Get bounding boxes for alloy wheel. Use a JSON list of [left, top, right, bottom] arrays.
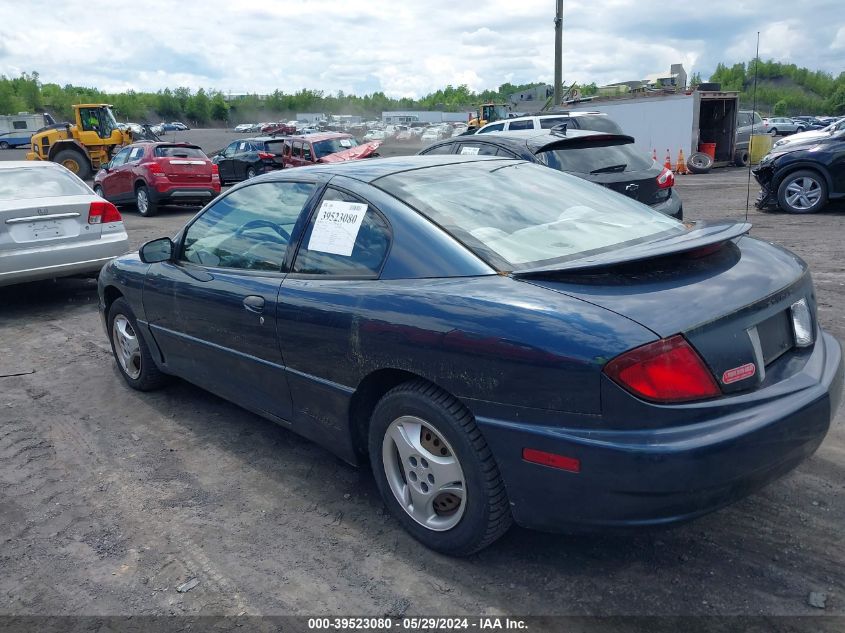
[[382, 415, 466, 531], [112, 315, 142, 379], [784, 177, 822, 211], [136, 188, 149, 214]]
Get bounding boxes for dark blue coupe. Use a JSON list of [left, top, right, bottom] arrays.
[[98, 156, 843, 555]]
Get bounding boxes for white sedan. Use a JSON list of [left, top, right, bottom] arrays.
[[363, 130, 387, 141], [0, 161, 129, 287]]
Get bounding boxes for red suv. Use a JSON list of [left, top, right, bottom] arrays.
[[93, 142, 220, 217]]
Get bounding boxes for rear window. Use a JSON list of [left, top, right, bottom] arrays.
[[263, 140, 287, 154], [375, 161, 681, 270], [0, 167, 90, 201], [154, 145, 206, 158], [538, 140, 653, 174], [539, 117, 570, 129], [569, 116, 623, 134]]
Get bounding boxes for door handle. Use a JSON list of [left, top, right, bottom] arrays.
[[243, 295, 265, 314]]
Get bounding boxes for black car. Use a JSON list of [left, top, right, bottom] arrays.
[[754, 129, 845, 214], [213, 136, 287, 184], [420, 129, 682, 219]]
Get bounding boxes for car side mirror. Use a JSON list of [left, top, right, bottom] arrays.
[[102, 163, 111, 173], [139, 237, 174, 264]]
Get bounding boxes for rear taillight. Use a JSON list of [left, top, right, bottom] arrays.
[[656, 166, 675, 189], [147, 161, 163, 174], [211, 163, 219, 174], [258, 151, 274, 159], [603, 334, 720, 403], [88, 200, 122, 224]]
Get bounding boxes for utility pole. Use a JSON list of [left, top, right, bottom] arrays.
[[553, 0, 563, 107]]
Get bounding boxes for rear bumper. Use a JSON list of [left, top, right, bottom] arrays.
[[0, 230, 129, 287], [150, 185, 218, 205], [650, 189, 683, 220], [478, 330, 842, 532]]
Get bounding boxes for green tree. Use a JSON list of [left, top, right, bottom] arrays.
[[185, 88, 210, 124], [210, 92, 229, 121], [773, 99, 787, 115]]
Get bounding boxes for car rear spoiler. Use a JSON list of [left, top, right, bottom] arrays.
[[511, 221, 752, 276]]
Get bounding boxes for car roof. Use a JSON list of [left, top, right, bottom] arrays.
[[259, 154, 508, 183], [433, 129, 634, 153], [0, 160, 66, 169], [288, 132, 352, 141]]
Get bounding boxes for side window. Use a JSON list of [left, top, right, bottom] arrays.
[[496, 148, 521, 158], [420, 143, 456, 155], [128, 147, 145, 162], [302, 144, 313, 161], [292, 188, 390, 277], [182, 181, 316, 271], [111, 148, 131, 167], [539, 117, 569, 129], [293, 142, 302, 158], [223, 142, 238, 157], [458, 143, 498, 156], [237, 142, 249, 152], [477, 123, 504, 134], [13, 120, 27, 130], [507, 119, 534, 131]]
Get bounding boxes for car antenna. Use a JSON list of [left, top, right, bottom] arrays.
[[745, 31, 760, 222]]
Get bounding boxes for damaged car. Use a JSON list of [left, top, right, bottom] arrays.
[[754, 128, 845, 214]]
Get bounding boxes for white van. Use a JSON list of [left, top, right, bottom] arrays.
[[0, 112, 55, 149]]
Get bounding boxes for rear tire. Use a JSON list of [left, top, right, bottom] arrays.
[[776, 170, 828, 214], [368, 380, 512, 556], [687, 152, 713, 174], [53, 149, 92, 180], [0, 141, 9, 150], [769, 128, 778, 136], [93, 185, 105, 198], [733, 149, 749, 167], [108, 298, 168, 391], [135, 184, 157, 217], [246, 166, 257, 179]]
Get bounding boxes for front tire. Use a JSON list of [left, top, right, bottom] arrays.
[[135, 184, 158, 217], [53, 149, 92, 180], [93, 185, 105, 198], [107, 298, 168, 391], [0, 141, 9, 150], [246, 166, 257, 179], [777, 170, 828, 214], [369, 380, 512, 556]]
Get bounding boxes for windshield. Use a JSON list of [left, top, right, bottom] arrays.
[[312, 137, 360, 158], [538, 140, 653, 174], [0, 167, 90, 200], [375, 160, 683, 270]]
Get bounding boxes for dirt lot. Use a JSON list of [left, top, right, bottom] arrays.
[[1, 132, 843, 619]]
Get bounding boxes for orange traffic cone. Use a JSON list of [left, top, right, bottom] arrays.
[[664, 149, 672, 170], [652, 148, 658, 163], [675, 148, 689, 175]]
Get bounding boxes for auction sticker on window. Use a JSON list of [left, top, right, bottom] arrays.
[[308, 200, 368, 256], [459, 146, 480, 155]]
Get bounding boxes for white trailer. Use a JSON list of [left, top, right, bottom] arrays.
[[568, 91, 741, 167], [0, 112, 55, 149]]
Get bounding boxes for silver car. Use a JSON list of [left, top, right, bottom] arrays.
[[0, 161, 129, 286], [762, 117, 806, 136]]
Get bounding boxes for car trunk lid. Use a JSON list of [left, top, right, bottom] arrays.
[[0, 196, 101, 253], [516, 232, 813, 394], [587, 168, 662, 205], [159, 157, 212, 184]]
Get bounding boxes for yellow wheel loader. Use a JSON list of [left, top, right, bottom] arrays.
[[467, 103, 511, 131], [26, 104, 133, 180]]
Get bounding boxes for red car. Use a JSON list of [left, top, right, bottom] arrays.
[[280, 132, 381, 168], [93, 142, 220, 217]]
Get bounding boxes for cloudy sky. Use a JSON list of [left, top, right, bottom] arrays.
[[2, 0, 843, 97]]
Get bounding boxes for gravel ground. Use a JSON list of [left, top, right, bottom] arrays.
[[1, 131, 843, 619]]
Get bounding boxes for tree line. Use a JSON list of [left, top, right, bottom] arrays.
[[1, 61, 842, 125]]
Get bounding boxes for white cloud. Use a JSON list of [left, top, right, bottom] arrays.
[[1, 0, 842, 97]]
